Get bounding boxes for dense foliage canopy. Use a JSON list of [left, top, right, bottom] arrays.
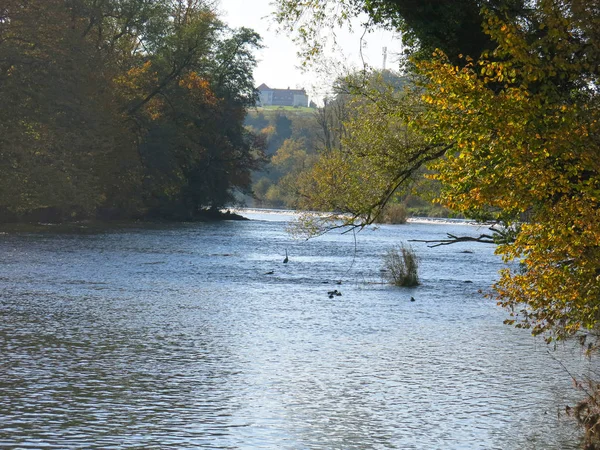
[[418, 1, 600, 341], [273, 0, 531, 64], [0, 0, 264, 221]]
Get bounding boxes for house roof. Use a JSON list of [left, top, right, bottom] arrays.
[[272, 88, 306, 94], [257, 83, 307, 95]]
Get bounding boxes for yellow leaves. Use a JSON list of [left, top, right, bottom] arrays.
[[179, 71, 208, 91], [495, 189, 600, 339], [179, 72, 218, 106], [412, 3, 600, 341], [114, 61, 156, 92], [147, 108, 162, 122], [114, 61, 162, 119], [20, 120, 42, 140]]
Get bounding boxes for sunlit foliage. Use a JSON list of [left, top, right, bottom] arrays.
[[275, 0, 600, 443], [292, 73, 444, 234], [415, 0, 600, 341]]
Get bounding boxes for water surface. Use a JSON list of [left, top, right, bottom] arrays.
[[0, 211, 591, 448]]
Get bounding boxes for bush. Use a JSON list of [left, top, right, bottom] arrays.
[[383, 244, 420, 287], [374, 203, 408, 224]]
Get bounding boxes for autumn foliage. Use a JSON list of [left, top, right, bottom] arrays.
[[276, 0, 600, 344], [0, 0, 264, 221], [415, 0, 600, 342]]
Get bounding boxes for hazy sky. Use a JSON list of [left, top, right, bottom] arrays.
[[218, 0, 401, 101]]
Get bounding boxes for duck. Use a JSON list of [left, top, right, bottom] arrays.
[[327, 289, 342, 298]]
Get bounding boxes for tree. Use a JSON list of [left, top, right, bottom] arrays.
[[0, 0, 265, 221], [414, 1, 600, 342], [275, 0, 600, 442], [0, 0, 141, 220], [292, 72, 443, 235], [131, 14, 265, 218], [273, 0, 528, 64], [315, 93, 350, 153], [246, 108, 326, 208]]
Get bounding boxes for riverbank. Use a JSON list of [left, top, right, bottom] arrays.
[[0, 208, 248, 233]]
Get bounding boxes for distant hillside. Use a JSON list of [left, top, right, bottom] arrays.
[[249, 105, 316, 115], [245, 108, 319, 156]]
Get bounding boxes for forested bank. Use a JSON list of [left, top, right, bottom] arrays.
[[0, 0, 265, 223]]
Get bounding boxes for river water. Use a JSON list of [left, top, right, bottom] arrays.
[[0, 210, 593, 449]]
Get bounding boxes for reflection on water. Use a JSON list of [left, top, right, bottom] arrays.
[[0, 210, 591, 448]]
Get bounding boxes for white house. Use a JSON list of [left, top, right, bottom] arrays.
[[257, 83, 309, 107]]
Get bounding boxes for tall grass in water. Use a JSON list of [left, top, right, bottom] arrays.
[[374, 204, 408, 224], [383, 244, 420, 287]]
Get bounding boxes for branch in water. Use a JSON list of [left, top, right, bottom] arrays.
[[410, 233, 497, 247]]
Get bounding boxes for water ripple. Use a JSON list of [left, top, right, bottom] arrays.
[[0, 214, 592, 448]]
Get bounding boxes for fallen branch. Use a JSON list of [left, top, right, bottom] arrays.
[[410, 232, 496, 247]]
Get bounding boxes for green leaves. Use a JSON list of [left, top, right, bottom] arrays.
[[293, 72, 439, 230], [275, 0, 600, 343], [0, 0, 265, 221]]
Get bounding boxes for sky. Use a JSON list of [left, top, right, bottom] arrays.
[[217, 0, 402, 102]]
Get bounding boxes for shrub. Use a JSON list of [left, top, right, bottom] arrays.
[[383, 244, 420, 287]]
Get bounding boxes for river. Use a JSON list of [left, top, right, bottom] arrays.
[[0, 209, 592, 449]]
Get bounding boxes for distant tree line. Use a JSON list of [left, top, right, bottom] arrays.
[[245, 108, 320, 208], [246, 74, 449, 218], [0, 0, 265, 222]]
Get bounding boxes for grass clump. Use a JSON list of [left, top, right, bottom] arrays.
[[383, 244, 420, 287], [374, 203, 408, 224]]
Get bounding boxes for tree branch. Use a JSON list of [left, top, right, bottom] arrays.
[[364, 141, 454, 224], [410, 232, 497, 247]]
